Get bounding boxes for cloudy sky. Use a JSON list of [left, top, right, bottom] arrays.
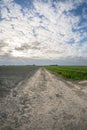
[[0, 0, 87, 65]]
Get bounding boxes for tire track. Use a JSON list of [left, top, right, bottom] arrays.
[[0, 68, 87, 130]]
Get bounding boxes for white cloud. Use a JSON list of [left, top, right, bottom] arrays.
[[0, 0, 87, 62]]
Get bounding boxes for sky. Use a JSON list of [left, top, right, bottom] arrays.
[[0, 0, 87, 65]]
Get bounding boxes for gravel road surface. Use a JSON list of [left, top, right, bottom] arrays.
[[0, 68, 87, 130]]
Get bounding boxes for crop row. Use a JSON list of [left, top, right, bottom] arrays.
[[45, 66, 87, 80]]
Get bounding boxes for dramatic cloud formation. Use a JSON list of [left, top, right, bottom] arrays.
[[0, 0, 87, 65]]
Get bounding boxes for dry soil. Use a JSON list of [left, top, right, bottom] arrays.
[[0, 68, 87, 130]]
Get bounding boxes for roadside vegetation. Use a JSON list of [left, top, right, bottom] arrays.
[[45, 66, 87, 80]]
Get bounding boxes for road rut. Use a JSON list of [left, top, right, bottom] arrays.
[[0, 68, 87, 130]]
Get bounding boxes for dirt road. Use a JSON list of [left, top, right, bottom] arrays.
[[0, 68, 87, 130]]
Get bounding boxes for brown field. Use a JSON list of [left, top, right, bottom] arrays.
[[0, 66, 87, 130]]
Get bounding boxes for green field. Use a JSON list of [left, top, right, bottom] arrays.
[[45, 66, 87, 80]]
